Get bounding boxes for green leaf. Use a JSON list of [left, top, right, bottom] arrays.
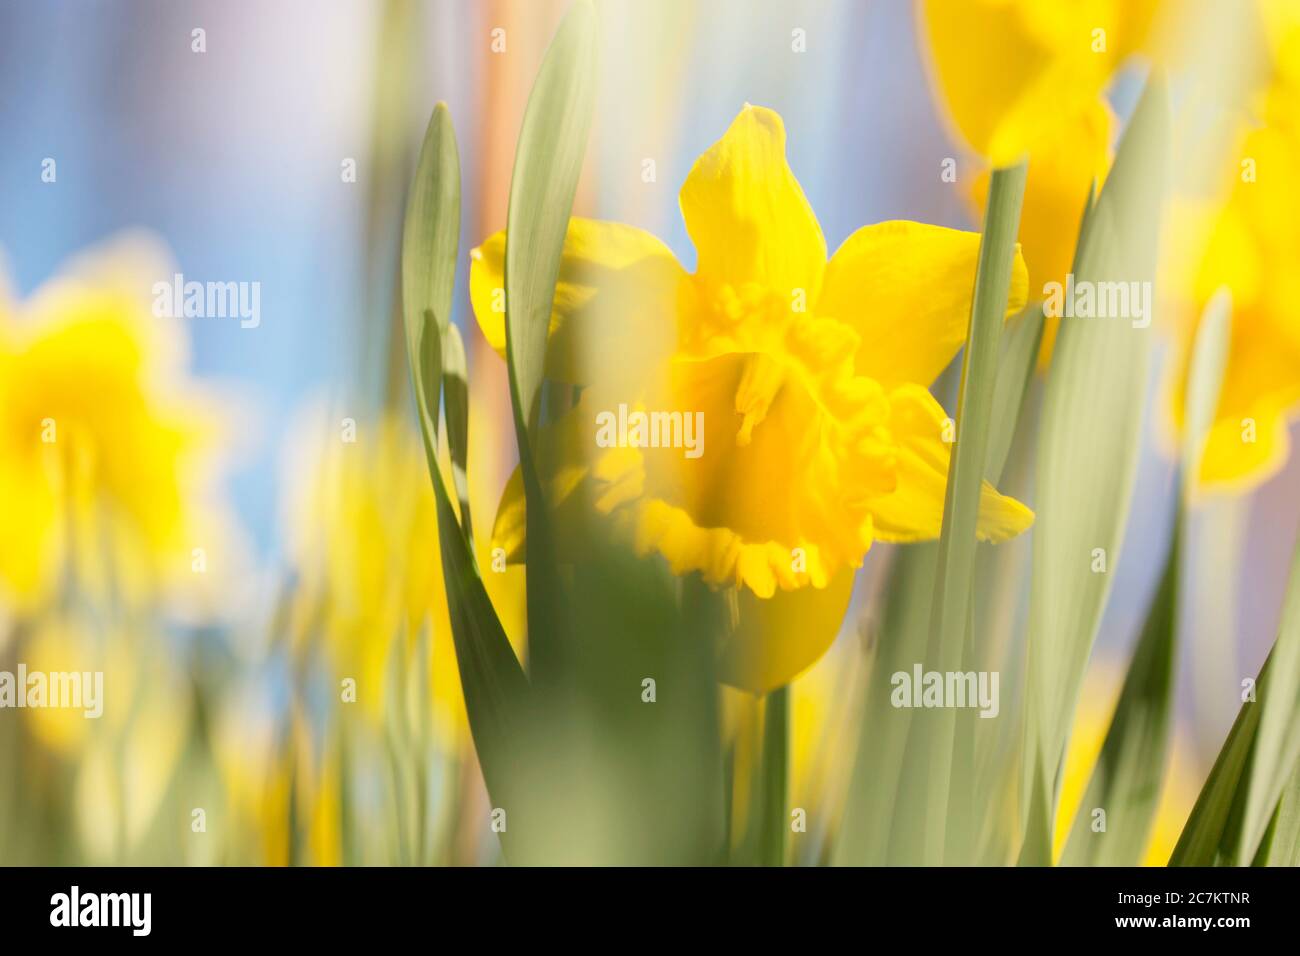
[[1254, 764, 1300, 866], [401, 103, 460, 354], [1021, 77, 1168, 861], [985, 303, 1045, 484], [502, 0, 597, 687], [418, 319, 532, 837], [399, 103, 531, 843], [1181, 290, 1232, 497], [758, 686, 790, 867], [1169, 654, 1269, 865], [504, 0, 595, 439], [1238, 528, 1300, 861], [441, 321, 474, 547], [1170, 528, 1300, 865], [910, 161, 1027, 865], [1060, 515, 1180, 864], [833, 543, 939, 865], [1061, 286, 1231, 866]]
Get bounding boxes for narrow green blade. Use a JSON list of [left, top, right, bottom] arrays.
[[985, 304, 1045, 484], [401, 103, 460, 351], [1254, 764, 1300, 866], [503, 1, 595, 440], [399, 103, 531, 843], [1022, 77, 1168, 860], [1059, 516, 1180, 864], [416, 319, 532, 844], [1169, 654, 1270, 865], [441, 321, 474, 547], [909, 161, 1027, 865], [502, 1, 597, 686], [758, 686, 790, 867], [1061, 288, 1230, 866], [1238, 529, 1300, 861]]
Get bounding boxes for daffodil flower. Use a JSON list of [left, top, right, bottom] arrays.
[[1166, 27, 1300, 490], [919, 0, 1163, 166], [0, 237, 231, 612], [470, 105, 1033, 692]]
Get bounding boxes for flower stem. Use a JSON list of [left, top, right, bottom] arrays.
[[759, 685, 790, 866], [914, 161, 1028, 865]]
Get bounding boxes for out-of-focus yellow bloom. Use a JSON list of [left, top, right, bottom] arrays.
[[213, 683, 292, 865], [282, 405, 525, 745], [1165, 13, 1300, 490], [971, 97, 1114, 363], [22, 616, 191, 863], [1054, 662, 1198, 866], [470, 105, 1033, 691], [919, 0, 1162, 166], [0, 237, 230, 613]]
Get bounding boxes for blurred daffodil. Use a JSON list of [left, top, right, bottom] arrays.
[[0, 236, 232, 614], [1165, 15, 1300, 490], [21, 616, 192, 864], [920, 0, 1163, 166], [470, 105, 1033, 691], [282, 404, 524, 745]]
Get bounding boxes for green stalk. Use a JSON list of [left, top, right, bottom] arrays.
[[919, 162, 1028, 865], [758, 686, 790, 867]]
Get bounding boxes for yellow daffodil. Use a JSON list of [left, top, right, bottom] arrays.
[[0, 236, 231, 613], [282, 405, 525, 743], [919, 0, 1163, 166], [470, 105, 1034, 692], [1165, 14, 1300, 490]]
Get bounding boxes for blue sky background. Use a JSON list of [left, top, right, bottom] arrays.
[[2, 0, 1296, 760]]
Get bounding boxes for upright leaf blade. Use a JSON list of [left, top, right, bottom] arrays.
[[895, 161, 1027, 865], [504, 0, 596, 439], [1239, 529, 1300, 861], [985, 304, 1045, 484], [503, 1, 597, 687], [1061, 289, 1230, 865], [441, 321, 475, 546], [1254, 764, 1300, 866], [402, 103, 460, 351], [399, 104, 531, 842], [1022, 77, 1168, 859], [1169, 654, 1270, 865]]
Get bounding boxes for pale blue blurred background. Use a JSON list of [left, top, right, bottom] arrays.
[[2, 0, 1296, 761]]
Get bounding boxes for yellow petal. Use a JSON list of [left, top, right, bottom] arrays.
[[716, 568, 856, 694], [679, 104, 826, 297], [1195, 319, 1300, 490], [490, 411, 599, 562], [868, 385, 1034, 542], [468, 217, 683, 384], [919, 0, 1154, 165], [818, 221, 1028, 389]]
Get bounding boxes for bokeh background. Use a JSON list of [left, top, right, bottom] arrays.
[[1, 0, 1295, 864]]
